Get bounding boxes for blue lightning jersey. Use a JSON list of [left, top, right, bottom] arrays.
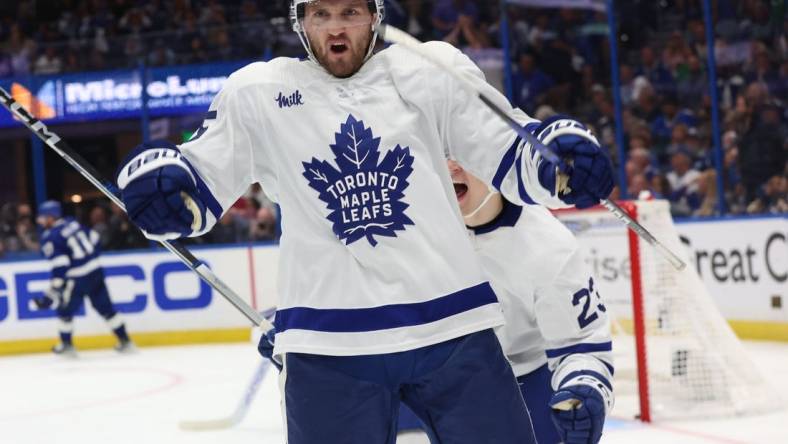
[[40, 218, 102, 285]]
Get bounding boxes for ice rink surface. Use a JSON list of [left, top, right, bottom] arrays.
[[2, 340, 787, 444]]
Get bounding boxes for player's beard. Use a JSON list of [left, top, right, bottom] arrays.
[[309, 31, 373, 78]]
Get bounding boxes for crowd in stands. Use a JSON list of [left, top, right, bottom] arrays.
[[0, 0, 785, 255], [0, 184, 278, 259], [502, 0, 786, 217]]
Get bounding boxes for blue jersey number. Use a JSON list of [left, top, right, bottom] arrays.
[[189, 110, 217, 142], [572, 277, 606, 329]]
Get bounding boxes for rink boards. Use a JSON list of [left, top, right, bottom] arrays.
[[0, 214, 786, 354], [555, 212, 787, 341], [0, 244, 279, 355]]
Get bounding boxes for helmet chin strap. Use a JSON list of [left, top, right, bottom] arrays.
[[463, 188, 498, 220]]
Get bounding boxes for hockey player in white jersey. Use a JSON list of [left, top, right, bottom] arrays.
[[115, 1, 614, 442], [443, 158, 614, 444]]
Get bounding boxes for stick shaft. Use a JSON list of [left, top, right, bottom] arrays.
[[379, 24, 686, 270], [0, 87, 269, 328]]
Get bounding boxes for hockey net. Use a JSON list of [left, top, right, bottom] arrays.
[[555, 199, 773, 422]]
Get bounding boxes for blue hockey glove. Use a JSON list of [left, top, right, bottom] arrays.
[[33, 280, 69, 310], [549, 377, 611, 444], [116, 141, 208, 241], [33, 295, 54, 310], [257, 327, 283, 371], [534, 117, 615, 209]]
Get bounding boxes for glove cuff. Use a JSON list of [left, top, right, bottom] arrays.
[[117, 147, 196, 189], [558, 370, 614, 415], [535, 116, 600, 147]]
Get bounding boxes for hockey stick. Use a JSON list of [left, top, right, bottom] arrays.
[[378, 25, 686, 271], [179, 358, 272, 430], [179, 307, 276, 431], [0, 87, 272, 329]]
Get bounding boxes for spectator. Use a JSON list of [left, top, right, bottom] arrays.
[[210, 209, 250, 244], [250, 207, 278, 241], [148, 39, 176, 66], [89, 205, 111, 248], [618, 64, 636, 106], [33, 46, 63, 75], [651, 95, 697, 146], [403, 0, 432, 41], [62, 48, 82, 72], [5, 24, 35, 75], [512, 51, 554, 114], [637, 46, 673, 95], [686, 127, 713, 169], [629, 173, 650, 199], [182, 36, 209, 64], [105, 205, 148, 251], [123, 34, 145, 64], [677, 55, 707, 107], [686, 19, 708, 60], [747, 175, 788, 214], [0, 51, 12, 77], [746, 44, 780, 93], [198, 0, 227, 28], [87, 47, 107, 71], [631, 84, 659, 124], [431, 0, 488, 48], [209, 29, 235, 61], [661, 31, 692, 74], [739, 100, 787, 201], [118, 7, 152, 35], [694, 170, 720, 217], [666, 148, 702, 217], [15, 203, 39, 252]]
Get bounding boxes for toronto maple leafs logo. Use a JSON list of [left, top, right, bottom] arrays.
[[302, 115, 415, 247]]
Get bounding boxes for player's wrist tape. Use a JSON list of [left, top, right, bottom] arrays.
[[558, 369, 614, 415], [117, 147, 196, 189]]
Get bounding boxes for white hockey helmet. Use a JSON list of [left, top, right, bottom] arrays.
[[290, 0, 385, 64]]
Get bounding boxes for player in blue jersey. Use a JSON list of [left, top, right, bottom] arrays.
[[35, 200, 135, 356]]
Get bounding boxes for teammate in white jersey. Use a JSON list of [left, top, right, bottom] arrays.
[[115, 1, 614, 442], [450, 159, 613, 444]]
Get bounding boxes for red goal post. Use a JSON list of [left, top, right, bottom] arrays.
[[554, 199, 773, 422]]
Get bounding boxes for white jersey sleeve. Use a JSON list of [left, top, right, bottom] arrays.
[[416, 42, 568, 209], [535, 245, 615, 413], [177, 65, 276, 234], [470, 204, 613, 410]]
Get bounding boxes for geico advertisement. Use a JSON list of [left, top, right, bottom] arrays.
[[556, 212, 787, 322], [0, 245, 280, 341]]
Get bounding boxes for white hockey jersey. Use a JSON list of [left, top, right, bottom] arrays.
[[177, 42, 564, 356], [467, 199, 613, 392]]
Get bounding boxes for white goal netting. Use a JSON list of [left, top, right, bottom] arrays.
[[556, 199, 774, 421]]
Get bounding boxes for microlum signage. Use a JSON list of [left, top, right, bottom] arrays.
[[63, 74, 227, 114], [0, 60, 248, 127]]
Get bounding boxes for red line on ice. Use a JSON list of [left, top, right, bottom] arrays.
[[0, 366, 184, 421]]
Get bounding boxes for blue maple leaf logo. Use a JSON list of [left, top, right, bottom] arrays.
[[302, 115, 415, 246]]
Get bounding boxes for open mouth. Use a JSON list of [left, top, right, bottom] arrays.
[[329, 43, 349, 54], [453, 183, 468, 200]]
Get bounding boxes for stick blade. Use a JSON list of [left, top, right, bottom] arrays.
[[178, 415, 240, 431]]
